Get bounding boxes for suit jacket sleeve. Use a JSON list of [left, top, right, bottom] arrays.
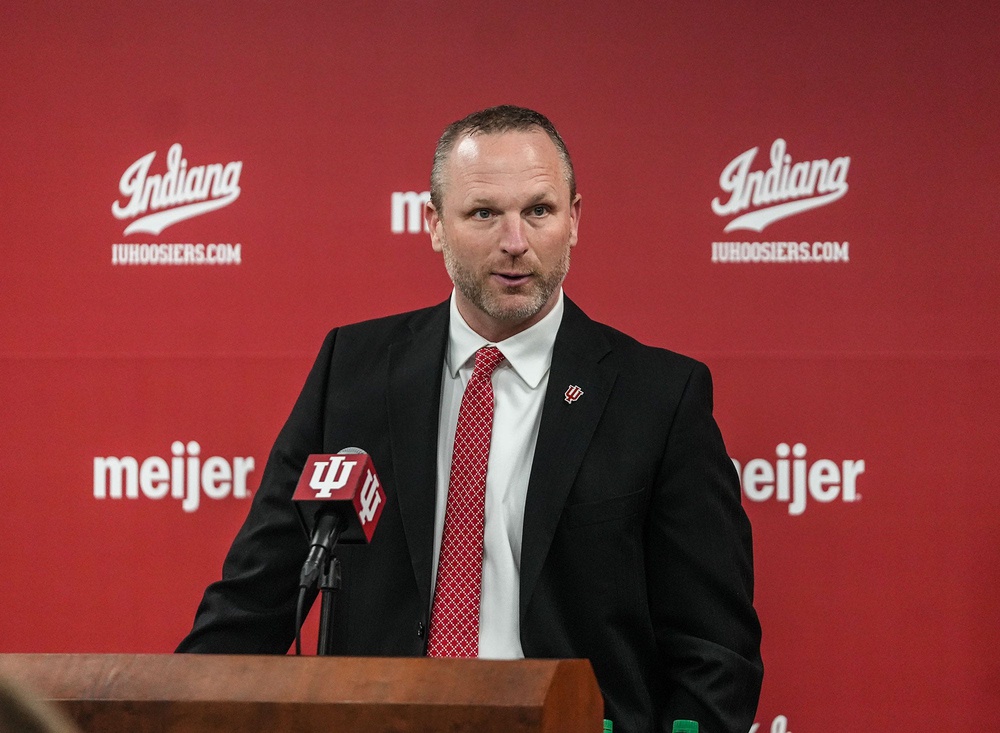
[[176, 329, 339, 653], [649, 360, 763, 732]]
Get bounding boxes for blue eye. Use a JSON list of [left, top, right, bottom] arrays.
[[531, 205, 549, 216], [473, 209, 492, 219]]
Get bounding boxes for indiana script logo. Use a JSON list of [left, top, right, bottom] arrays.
[[112, 144, 242, 235], [712, 139, 849, 232]]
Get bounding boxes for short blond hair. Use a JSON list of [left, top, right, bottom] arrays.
[[430, 105, 576, 213]]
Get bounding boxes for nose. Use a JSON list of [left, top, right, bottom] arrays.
[[500, 215, 529, 257]]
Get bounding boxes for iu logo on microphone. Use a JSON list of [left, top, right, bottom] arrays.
[[309, 456, 358, 498], [293, 453, 387, 543], [358, 469, 382, 524]]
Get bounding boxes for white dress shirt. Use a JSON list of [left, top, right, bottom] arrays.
[[432, 289, 564, 659]]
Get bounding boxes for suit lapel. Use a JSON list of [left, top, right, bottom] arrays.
[[386, 301, 450, 613], [519, 298, 616, 620]]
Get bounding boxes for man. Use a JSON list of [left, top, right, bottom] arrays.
[[178, 105, 763, 733]]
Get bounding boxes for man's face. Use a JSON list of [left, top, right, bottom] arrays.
[[426, 129, 582, 342]]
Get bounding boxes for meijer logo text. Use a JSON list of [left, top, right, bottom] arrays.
[[734, 443, 865, 516], [94, 441, 254, 513]]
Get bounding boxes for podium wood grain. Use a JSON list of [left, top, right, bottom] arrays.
[[0, 654, 603, 733]]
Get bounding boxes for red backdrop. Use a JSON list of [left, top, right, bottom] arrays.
[[2, 2, 998, 730]]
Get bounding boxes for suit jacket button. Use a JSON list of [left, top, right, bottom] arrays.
[[416, 621, 425, 638]]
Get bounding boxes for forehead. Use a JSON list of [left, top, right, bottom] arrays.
[[441, 130, 568, 206]]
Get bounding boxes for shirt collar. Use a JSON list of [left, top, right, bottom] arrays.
[[446, 289, 564, 389]]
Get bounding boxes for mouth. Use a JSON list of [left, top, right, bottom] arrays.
[[494, 272, 532, 287]]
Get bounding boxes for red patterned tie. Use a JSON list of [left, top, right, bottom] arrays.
[[427, 346, 505, 657]]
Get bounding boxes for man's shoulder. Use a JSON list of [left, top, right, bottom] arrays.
[[565, 298, 704, 374], [566, 302, 717, 415], [326, 300, 448, 341], [595, 319, 699, 364], [305, 301, 449, 373]]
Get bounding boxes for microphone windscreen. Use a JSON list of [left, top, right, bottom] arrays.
[[291, 450, 385, 544]]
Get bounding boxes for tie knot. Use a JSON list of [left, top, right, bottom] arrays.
[[472, 346, 504, 378]]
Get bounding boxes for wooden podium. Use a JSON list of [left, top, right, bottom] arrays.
[[0, 654, 603, 733]]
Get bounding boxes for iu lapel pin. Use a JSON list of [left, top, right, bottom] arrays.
[[564, 385, 583, 404]]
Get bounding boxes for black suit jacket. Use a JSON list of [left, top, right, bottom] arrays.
[[178, 298, 763, 733]]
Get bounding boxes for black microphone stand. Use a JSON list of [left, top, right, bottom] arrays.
[[316, 554, 342, 656]]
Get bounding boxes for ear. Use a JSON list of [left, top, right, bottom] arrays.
[[568, 193, 582, 248], [426, 201, 444, 252]]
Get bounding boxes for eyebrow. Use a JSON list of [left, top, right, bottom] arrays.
[[465, 192, 557, 208]]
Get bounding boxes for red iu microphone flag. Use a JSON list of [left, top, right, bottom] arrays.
[[292, 452, 386, 544]]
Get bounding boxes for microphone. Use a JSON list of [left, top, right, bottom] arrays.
[[292, 448, 386, 590]]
